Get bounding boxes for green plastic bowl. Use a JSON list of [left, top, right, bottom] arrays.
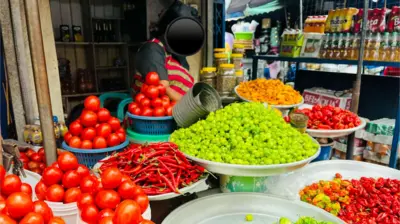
[[234, 32, 254, 40], [127, 128, 170, 144], [220, 175, 272, 193]]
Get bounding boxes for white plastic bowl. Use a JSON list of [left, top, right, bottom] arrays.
[[306, 117, 367, 138]]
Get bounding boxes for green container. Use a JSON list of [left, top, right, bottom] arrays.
[[220, 175, 272, 193], [234, 32, 254, 40], [127, 128, 170, 144]]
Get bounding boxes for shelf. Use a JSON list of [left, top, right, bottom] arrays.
[[94, 42, 126, 46], [92, 17, 124, 20], [56, 42, 90, 45], [62, 90, 128, 98], [254, 55, 400, 67], [96, 66, 127, 70]]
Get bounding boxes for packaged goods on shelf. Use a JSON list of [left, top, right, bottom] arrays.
[[304, 15, 327, 33], [333, 136, 366, 155], [331, 149, 363, 161], [365, 118, 396, 137], [388, 6, 400, 32], [325, 8, 359, 33], [279, 30, 304, 57], [300, 33, 324, 57], [302, 87, 352, 110]]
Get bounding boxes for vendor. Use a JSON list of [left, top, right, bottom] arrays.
[[132, 0, 203, 102]]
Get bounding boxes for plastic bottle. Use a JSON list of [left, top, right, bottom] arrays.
[[364, 32, 373, 60], [370, 33, 381, 61], [388, 32, 397, 62], [379, 32, 389, 61], [396, 32, 400, 62], [351, 34, 360, 60], [341, 33, 351, 59], [336, 33, 344, 59], [320, 33, 330, 58], [330, 33, 338, 58]]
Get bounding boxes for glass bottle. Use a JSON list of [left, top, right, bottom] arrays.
[[341, 33, 351, 59], [319, 33, 329, 58], [330, 33, 338, 59], [350, 33, 360, 60], [336, 33, 344, 59], [379, 32, 390, 61], [388, 32, 397, 62], [364, 32, 373, 60], [370, 33, 381, 61]]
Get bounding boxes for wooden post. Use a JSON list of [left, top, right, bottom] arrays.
[[24, 0, 58, 165], [0, 0, 26, 141]]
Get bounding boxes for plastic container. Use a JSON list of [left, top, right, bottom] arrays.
[[235, 70, 244, 85], [232, 44, 245, 54], [220, 175, 271, 193], [200, 67, 217, 88], [312, 139, 334, 162], [127, 128, 170, 144], [126, 112, 177, 135], [172, 82, 222, 128], [231, 54, 243, 70], [99, 92, 130, 117], [216, 64, 236, 97], [213, 53, 228, 68], [234, 32, 254, 40], [62, 140, 129, 168]]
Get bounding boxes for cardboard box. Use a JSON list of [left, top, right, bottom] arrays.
[[302, 88, 352, 110]]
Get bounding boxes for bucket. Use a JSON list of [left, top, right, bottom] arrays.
[[127, 128, 170, 144], [312, 138, 334, 162], [220, 175, 271, 193], [46, 202, 79, 223], [173, 83, 222, 128]]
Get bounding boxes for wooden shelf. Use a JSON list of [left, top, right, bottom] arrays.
[[56, 42, 90, 45], [62, 90, 128, 98], [96, 66, 127, 70], [92, 17, 124, 20], [94, 42, 126, 46]]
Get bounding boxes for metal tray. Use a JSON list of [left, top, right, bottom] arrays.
[[234, 86, 304, 109], [162, 193, 344, 224], [306, 118, 367, 138], [184, 139, 321, 177]]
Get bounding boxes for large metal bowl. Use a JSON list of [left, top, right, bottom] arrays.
[[183, 139, 321, 177]]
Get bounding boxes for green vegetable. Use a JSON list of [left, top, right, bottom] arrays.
[[279, 217, 292, 224], [245, 214, 253, 221], [171, 103, 319, 165], [277, 217, 336, 224]]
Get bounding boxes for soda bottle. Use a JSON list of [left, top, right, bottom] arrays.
[[370, 33, 381, 61], [351, 33, 360, 60], [388, 32, 397, 61], [396, 33, 400, 62], [379, 32, 389, 61], [364, 32, 373, 60], [330, 33, 338, 58], [336, 33, 344, 59], [341, 33, 351, 59], [319, 33, 329, 58]]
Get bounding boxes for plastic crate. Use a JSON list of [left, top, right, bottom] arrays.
[[62, 140, 129, 168], [127, 112, 177, 135], [127, 128, 170, 144]]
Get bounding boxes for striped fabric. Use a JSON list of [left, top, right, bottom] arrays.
[[132, 39, 194, 96]]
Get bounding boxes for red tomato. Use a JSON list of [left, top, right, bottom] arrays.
[[80, 110, 98, 127], [34, 180, 48, 201], [96, 123, 112, 138], [62, 170, 81, 189], [39, 163, 46, 170], [145, 85, 160, 99], [132, 107, 142, 116], [140, 98, 151, 108], [30, 168, 42, 175], [81, 204, 99, 223], [118, 181, 137, 200], [0, 214, 16, 224], [101, 167, 122, 189], [0, 165, 5, 183], [99, 216, 114, 224], [19, 212, 44, 224], [0, 199, 6, 213], [32, 201, 53, 223], [30, 153, 43, 162], [116, 132, 126, 143], [141, 84, 149, 93], [1, 175, 22, 196], [38, 148, 45, 157], [6, 192, 33, 219], [128, 102, 140, 114], [135, 93, 146, 104], [84, 96, 100, 112], [64, 187, 82, 203], [98, 208, 115, 220], [161, 95, 170, 104], [42, 167, 64, 186], [81, 140, 93, 149], [95, 190, 121, 210], [161, 100, 170, 109], [76, 165, 90, 178], [157, 84, 166, 96], [57, 152, 79, 172], [153, 107, 166, 117], [141, 220, 155, 224], [48, 217, 66, 224], [133, 194, 149, 213], [25, 148, 35, 158], [113, 200, 143, 224], [145, 72, 160, 85], [151, 98, 163, 108], [170, 101, 177, 107], [20, 152, 29, 162], [69, 121, 83, 136], [97, 108, 111, 123], [141, 107, 153, 117], [28, 161, 40, 170], [45, 184, 65, 202], [107, 134, 121, 147], [68, 136, 82, 148], [93, 136, 107, 149], [107, 117, 121, 132], [131, 186, 145, 199], [116, 128, 125, 134], [80, 176, 98, 195], [81, 127, 96, 141], [77, 193, 95, 210], [20, 183, 33, 197], [166, 105, 173, 116], [63, 132, 72, 144]]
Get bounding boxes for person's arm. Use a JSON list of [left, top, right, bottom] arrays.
[[135, 43, 183, 102]]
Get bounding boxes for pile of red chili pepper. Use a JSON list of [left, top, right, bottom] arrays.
[[296, 105, 361, 130], [98, 142, 206, 195], [300, 173, 400, 224]]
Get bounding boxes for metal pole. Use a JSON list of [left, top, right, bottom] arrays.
[[389, 100, 399, 169], [299, 0, 303, 30], [346, 0, 368, 160], [24, 0, 57, 165]]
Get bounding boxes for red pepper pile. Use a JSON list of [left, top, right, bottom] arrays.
[[296, 105, 361, 130], [300, 173, 400, 224], [99, 143, 206, 195], [19, 148, 47, 175]]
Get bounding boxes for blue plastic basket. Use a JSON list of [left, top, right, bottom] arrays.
[[62, 140, 129, 168], [126, 112, 177, 135]]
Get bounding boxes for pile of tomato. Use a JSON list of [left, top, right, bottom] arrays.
[[34, 151, 152, 224], [300, 173, 400, 224], [64, 96, 127, 149], [296, 105, 362, 130], [128, 72, 176, 117], [19, 148, 47, 175], [0, 165, 66, 224]]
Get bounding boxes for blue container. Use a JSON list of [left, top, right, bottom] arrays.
[[62, 140, 129, 168], [312, 139, 334, 162], [126, 112, 177, 135]]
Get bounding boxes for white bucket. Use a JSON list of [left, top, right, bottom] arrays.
[[78, 205, 152, 223]]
